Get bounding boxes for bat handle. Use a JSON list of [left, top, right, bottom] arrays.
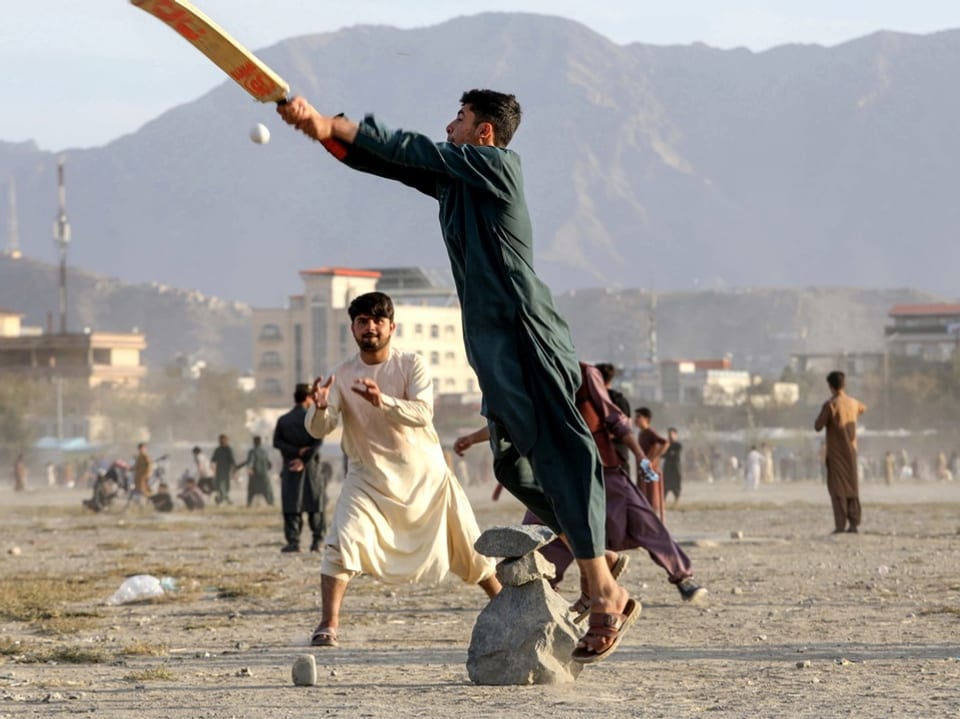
[[275, 97, 349, 160]]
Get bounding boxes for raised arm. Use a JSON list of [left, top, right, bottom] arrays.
[[304, 376, 341, 439], [277, 96, 519, 199]]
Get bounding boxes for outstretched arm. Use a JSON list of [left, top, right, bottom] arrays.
[[277, 96, 438, 196], [278, 96, 518, 199]]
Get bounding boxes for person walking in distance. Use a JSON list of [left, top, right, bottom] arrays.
[[192, 445, 214, 495], [273, 384, 325, 553], [210, 434, 238, 505], [745, 445, 763, 491], [279, 88, 638, 662], [815, 371, 867, 533], [635, 408, 668, 523], [238, 435, 274, 507], [662, 428, 683, 504], [133, 442, 153, 497], [304, 292, 499, 648], [13, 453, 27, 492]]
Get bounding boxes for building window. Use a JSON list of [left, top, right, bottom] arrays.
[[395, 323, 403, 338], [430, 351, 440, 365], [445, 378, 456, 387], [312, 307, 328, 377], [259, 351, 282, 369], [261, 378, 283, 395], [432, 378, 439, 393], [415, 324, 424, 335], [444, 352, 455, 363], [430, 324, 439, 338], [259, 323, 282, 341], [445, 324, 456, 336], [467, 379, 475, 392], [294, 324, 303, 382]]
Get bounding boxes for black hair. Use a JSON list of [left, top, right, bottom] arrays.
[[460, 89, 522, 147], [594, 363, 616, 384], [294, 383, 311, 403], [348, 292, 394, 322], [636, 407, 652, 420], [827, 370, 845, 391]]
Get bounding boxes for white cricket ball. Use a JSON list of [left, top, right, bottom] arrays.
[[250, 123, 270, 144]]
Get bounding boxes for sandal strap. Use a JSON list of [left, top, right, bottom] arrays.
[[587, 611, 627, 630]]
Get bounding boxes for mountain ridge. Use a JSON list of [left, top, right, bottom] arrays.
[[1, 14, 958, 306]]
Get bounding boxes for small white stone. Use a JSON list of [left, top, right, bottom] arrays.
[[291, 654, 317, 686]]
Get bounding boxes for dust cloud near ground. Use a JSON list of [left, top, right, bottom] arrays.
[[1, 478, 958, 718]]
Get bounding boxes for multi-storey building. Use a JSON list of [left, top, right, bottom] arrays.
[[884, 303, 960, 361], [251, 267, 479, 407], [0, 309, 146, 388]]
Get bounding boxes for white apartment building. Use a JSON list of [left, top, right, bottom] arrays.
[[251, 267, 479, 407]]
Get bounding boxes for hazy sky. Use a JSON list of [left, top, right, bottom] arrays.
[[3, 1, 960, 150]]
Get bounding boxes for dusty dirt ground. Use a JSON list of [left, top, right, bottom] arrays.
[[1, 476, 959, 719]]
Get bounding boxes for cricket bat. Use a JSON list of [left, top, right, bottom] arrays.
[[131, 0, 348, 157], [131, 0, 289, 103]]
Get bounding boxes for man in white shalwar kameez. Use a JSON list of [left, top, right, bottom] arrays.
[[304, 292, 500, 647]]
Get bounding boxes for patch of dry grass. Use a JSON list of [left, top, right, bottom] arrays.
[[124, 665, 175, 682], [120, 640, 169, 656], [215, 581, 273, 599], [36, 611, 102, 636], [8, 644, 110, 664], [0, 637, 30, 655], [0, 577, 102, 623]]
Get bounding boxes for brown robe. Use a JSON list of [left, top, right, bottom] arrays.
[[638, 427, 668, 523], [815, 391, 866, 530]]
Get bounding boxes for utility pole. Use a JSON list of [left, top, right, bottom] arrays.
[[53, 156, 71, 334], [648, 291, 660, 401], [4, 176, 21, 259]]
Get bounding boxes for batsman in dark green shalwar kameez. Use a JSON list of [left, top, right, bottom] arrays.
[[340, 113, 605, 560], [279, 90, 639, 663]]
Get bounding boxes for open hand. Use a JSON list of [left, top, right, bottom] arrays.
[[351, 377, 382, 407], [312, 375, 334, 409]]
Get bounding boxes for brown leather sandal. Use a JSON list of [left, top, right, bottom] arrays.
[[571, 597, 641, 664], [571, 553, 630, 623], [310, 625, 339, 647]]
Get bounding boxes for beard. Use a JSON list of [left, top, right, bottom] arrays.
[[355, 333, 389, 352]]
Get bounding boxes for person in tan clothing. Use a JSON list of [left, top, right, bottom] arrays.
[[133, 442, 153, 497], [814, 371, 866, 533]]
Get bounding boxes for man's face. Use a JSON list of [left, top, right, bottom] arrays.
[[635, 415, 650, 430], [446, 104, 484, 145], [351, 313, 394, 352]]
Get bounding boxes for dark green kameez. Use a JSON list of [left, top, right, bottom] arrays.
[[339, 115, 605, 558]]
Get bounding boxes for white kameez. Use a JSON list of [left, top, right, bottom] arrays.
[[305, 348, 494, 585]]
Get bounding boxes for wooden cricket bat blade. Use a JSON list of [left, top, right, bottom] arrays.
[[131, 0, 289, 103]]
